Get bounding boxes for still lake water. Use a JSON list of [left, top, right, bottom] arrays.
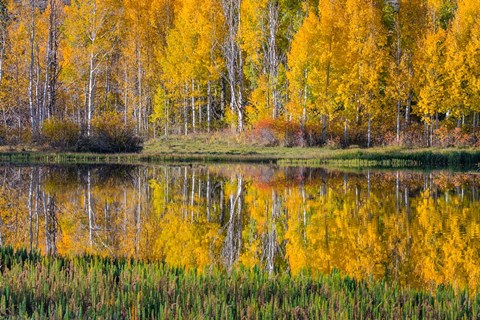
[[0, 164, 479, 291]]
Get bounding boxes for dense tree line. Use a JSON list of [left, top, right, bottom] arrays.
[[0, 0, 479, 148]]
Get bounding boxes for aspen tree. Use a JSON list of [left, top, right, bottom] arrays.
[[63, 0, 120, 136]]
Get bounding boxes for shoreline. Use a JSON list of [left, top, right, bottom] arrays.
[[0, 145, 480, 168]]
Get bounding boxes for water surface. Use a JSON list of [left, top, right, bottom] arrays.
[[0, 163, 479, 291]]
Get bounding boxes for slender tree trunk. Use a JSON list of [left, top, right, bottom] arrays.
[[207, 81, 212, 133], [473, 112, 477, 135], [322, 40, 332, 145], [165, 97, 169, 136], [267, 0, 279, 119], [430, 120, 434, 147], [35, 53, 42, 124], [0, 17, 5, 89], [124, 67, 128, 124], [184, 94, 188, 136], [191, 80, 196, 133], [396, 99, 401, 143], [42, 33, 50, 122], [424, 122, 429, 147], [43, 0, 60, 121], [28, 0, 36, 137], [237, 108, 244, 132], [87, 53, 95, 136], [137, 47, 143, 134], [222, 0, 244, 132], [405, 93, 412, 125], [322, 115, 328, 144], [367, 114, 371, 148], [344, 119, 348, 147], [221, 78, 226, 119], [301, 71, 308, 142]]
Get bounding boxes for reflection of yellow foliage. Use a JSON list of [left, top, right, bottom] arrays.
[[149, 213, 220, 269], [1, 168, 480, 292]]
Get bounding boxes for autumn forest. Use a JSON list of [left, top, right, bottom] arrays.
[[1, 1, 480, 318], [0, 0, 479, 150]]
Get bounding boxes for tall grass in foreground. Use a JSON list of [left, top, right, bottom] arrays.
[[0, 248, 478, 319]]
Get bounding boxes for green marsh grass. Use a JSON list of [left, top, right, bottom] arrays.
[[1, 135, 480, 167], [0, 247, 478, 319]]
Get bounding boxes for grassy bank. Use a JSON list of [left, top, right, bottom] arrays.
[[0, 247, 478, 319], [1, 135, 480, 168]]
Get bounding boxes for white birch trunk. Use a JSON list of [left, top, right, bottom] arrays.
[[191, 80, 196, 133], [87, 53, 95, 136], [207, 81, 211, 133], [28, 0, 36, 136]]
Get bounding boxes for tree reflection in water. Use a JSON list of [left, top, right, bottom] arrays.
[[0, 164, 479, 291]]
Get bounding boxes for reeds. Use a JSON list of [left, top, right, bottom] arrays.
[[0, 247, 478, 319], [2, 147, 480, 168], [279, 150, 480, 168]]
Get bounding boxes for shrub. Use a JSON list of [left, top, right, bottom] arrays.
[[247, 119, 306, 147], [77, 112, 143, 153], [42, 118, 81, 149], [434, 126, 471, 148], [325, 136, 341, 149], [248, 119, 278, 146], [304, 123, 324, 147], [0, 125, 6, 146], [380, 122, 426, 148]]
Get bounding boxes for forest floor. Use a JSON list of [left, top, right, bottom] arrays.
[[1, 134, 480, 168]]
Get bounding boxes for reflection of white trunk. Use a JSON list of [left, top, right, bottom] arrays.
[[87, 170, 94, 245], [396, 171, 400, 213], [123, 189, 127, 231], [301, 183, 307, 241], [28, 171, 34, 251], [219, 181, 224, 223], [191, 169, 195, 220], [265, 190, 279, 274], [183, 167, 188, 218], [367, 170, 371, 198], [222, 175, 243, 271], [164, 166, 169, 217], [45, 194, 57, 256], [135, 172, 141, 255], [206, 172, 211, 221]]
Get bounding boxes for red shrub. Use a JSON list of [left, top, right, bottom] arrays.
[[247, 119, 305, 147], [434, 127, 471, 148]]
